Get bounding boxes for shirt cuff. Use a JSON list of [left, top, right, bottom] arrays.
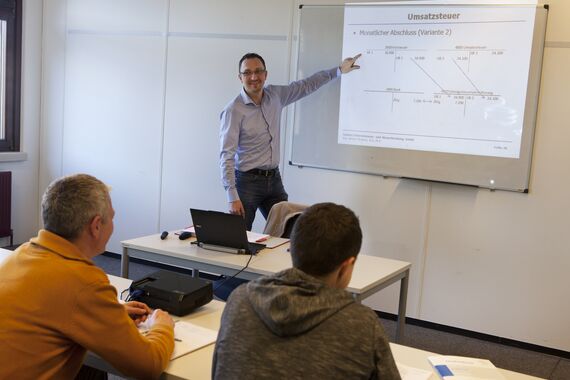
[[227, 188, 240, 203], [336, 67, 342, 77]]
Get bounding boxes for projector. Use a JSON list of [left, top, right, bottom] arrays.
[[129, 270, 213, 316]]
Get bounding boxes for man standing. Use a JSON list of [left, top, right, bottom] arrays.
[[212, 203, 401, 379], [0, 174, 174, 379], [220, 53, 361, 230]]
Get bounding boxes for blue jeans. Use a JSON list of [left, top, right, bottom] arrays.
[[236, 169, 288, 231]]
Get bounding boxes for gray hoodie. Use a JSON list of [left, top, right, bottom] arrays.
[[212, 268, 401, 379]]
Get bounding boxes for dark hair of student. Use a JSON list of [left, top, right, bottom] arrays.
[[290, 202, 362, 276], [238, 52, 266, 71]]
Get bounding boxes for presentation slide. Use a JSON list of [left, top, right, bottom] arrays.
[[338, 5, 536, 158]]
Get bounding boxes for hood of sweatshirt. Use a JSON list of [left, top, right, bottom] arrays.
[[245, 267, 355, 337]]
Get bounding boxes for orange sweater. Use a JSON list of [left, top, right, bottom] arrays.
[[0, 230, 174, 379]]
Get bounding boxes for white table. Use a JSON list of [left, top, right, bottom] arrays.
[[0, 250, 542, 380], [390, 343, 544, 380], [87, 273, 222, 380], [87, 295, 543, 380], [84, 298, 224, 380], [121, 233, 411, 341]]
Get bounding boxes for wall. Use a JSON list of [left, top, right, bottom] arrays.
[[38, 0, 570, 352], [40, 0, 292, 252], [0, 0, 43, 247]]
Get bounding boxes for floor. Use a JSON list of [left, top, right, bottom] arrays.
[[91, 253, 570, 379]]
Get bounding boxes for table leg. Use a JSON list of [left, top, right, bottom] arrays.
[[121, 246, 129, 278], [396, 269, 409, 342]]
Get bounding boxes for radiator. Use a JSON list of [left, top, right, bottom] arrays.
[[0, 171, 13, 246]]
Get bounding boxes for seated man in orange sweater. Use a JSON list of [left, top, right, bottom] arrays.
[[0, 174, 174, 379]]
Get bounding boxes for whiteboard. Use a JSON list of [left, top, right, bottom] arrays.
[[290, 4, 548, 192]]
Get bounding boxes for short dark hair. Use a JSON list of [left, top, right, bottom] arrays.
[[238, 52, 266, 72], [290, 203, 362, 276]]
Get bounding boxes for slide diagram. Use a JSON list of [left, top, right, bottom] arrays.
[[365, 46, 504, 115], [338, 5, 536, 158]]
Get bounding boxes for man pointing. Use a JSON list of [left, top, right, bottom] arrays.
[[220, 52, 361, 230]]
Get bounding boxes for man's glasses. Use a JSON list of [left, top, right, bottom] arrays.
[[240, 69, 266, 77]]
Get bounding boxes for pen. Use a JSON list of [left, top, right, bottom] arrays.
[[256, 237, 268, 242], [175, 338, 182, 342]]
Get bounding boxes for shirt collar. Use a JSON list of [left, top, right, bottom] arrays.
[[239, 87, 266, 106], [30, 229, 94, 265]]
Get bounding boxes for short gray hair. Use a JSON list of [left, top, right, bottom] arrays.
[[42, 174, 111, 240]]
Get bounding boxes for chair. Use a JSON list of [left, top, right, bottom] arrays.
[[281, 213, 300, 239], [263, 201, 308, 238], [0, 172, 13, 247]]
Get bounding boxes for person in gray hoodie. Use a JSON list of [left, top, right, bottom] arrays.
[[212, 202, 401, 380]]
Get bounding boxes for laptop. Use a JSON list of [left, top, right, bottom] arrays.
[[190, 208, 266, 255]]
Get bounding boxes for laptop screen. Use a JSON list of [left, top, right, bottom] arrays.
[[190, 208, 255, 253]]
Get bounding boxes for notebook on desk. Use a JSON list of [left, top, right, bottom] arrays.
[[190, 208, 266, 255]]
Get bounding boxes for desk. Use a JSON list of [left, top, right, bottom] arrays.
[[121, 233, 411, 341], [390, 344, 543, 380], [85, 299, 224, 380], [0, 253, 540, 380], [87, 293, 542, 380], [85, 274, 222, 379]]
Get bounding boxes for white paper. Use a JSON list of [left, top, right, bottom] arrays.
[[139, 320, 218, 360], [183, 227, 269, 244], [246, 231, 270, 243], [171, 321, 218, 360], [428, 355, 506, 379]]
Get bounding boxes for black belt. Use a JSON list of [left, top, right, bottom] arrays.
[[245, 168, 278, 177]]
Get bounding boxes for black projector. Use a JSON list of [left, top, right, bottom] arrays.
[[129, 270, 213, 316]]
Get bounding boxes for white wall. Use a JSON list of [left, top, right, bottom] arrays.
[[159, 0, 293, 234], [36, 0, 570, 352], [62, 0, 170, 251], [0, 0, 43, 247], [40, 0, 292, 251]]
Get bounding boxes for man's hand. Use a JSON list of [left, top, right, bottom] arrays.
[[147, 309, 175, 329], [124, 301, 152, 326], [340, 53, 362, 74], [229, 200, 245, 217]]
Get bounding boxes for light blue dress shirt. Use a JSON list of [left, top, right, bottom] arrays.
[[220, 67, 340, 202]]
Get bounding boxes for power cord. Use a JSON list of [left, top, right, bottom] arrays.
[[213, 252, 253, 292], [125, 288, 145, 302]]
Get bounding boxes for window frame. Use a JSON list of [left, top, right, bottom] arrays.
[[0, 0, 22, 152]]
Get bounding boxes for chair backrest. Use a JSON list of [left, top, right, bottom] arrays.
[[0, 172, 13, 245], [281, 213, 301, 239], [263, 201, 308, 238]]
